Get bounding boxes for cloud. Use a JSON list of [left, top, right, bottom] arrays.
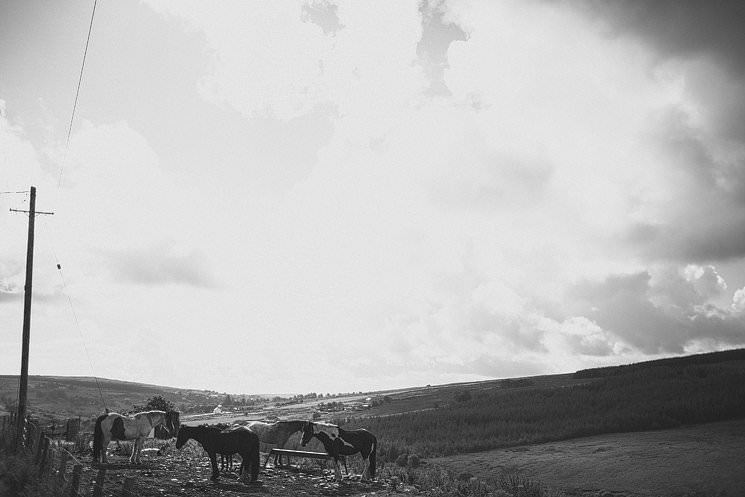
[[104, 243, 215, 288], [417, 0, 468, 96], [301, 0, 343, 35], [575, 0, 745, 77], [733, 288, 745, 313], [567, 268, 745, 354]]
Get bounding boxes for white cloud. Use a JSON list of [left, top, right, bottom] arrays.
[[733, 288, 745, 314]]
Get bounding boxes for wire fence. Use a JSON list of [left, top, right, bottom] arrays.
[[0, 414, 138, 497]]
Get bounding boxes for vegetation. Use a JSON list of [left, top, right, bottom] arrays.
[[341, 351, 745, 460], [131, 395, 175, 413], [375, 464, 563, 497]]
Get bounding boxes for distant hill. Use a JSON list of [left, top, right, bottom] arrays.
[[574, 348, 745, 378], [0, 375, 224, 420]]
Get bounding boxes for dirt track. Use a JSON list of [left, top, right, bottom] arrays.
[[431, 419, 745, 496]]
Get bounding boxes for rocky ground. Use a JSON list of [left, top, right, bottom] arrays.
[[75, 450, 401, 497]]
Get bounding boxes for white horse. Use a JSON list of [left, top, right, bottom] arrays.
[[92, 410, 180, 464], [246, 420, 305, 466]]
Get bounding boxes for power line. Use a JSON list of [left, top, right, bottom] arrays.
[[60, 0, 98, 187], [42, 223, 109, 411]]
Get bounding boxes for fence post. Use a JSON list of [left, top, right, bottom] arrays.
[[92, 468, 107, 497], [68, 464, 82, 497], [38, 436, 51, 476], [121, 476, 135, 497], [34, 431, 45, 463], [57, 451, 70, 485]]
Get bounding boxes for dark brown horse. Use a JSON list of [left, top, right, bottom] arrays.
[[301, 421, 377, 481], [176, 424, 260, 482]]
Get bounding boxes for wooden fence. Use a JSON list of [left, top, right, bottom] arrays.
[[0, 414, 137, 496]]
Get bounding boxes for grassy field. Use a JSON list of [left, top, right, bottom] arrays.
[[431, 418, 745, 497]]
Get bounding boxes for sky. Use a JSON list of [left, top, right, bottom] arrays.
[[1, 0, 745, 396]]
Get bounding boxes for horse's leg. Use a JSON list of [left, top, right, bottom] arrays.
[[130, 437, 141, 464], [209, 451, 219, 481], [361, 456, 369, 480], [101, 436, 110, 464], [333, 458, 342, 481]]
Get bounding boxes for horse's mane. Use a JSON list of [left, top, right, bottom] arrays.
[[133, 409, 166, 417], [310, 421, 340, 438]]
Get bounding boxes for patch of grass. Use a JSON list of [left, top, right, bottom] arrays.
[[376, 461, 564, 497], [0, 444, 63, 497]]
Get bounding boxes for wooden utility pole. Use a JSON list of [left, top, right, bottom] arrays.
[[10, 186, 53, 449]]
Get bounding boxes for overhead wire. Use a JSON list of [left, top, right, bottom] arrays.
[[59, 0, 98, 188]]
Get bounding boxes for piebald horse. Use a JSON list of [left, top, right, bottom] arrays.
[[246, 420, 305, 466], [301, 421, 377, 481], [93, 410, 180, 464]]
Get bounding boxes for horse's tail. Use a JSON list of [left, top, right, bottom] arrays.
[[369, 436, 377, 478], [93, 414, 107, 462]]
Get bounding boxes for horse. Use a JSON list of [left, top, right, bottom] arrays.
[[93, 410, 180, 464], [246, 420, 305, 466], [301, 421, 377, 481], [212, 423, 235, 472], [176, 424, 260, 482]]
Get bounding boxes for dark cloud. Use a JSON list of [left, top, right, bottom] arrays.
[[574, 0, 745, 77], [567, 271, 745, 353], [417, 0, 468, 96], [301, 1, 343, 35], [625, 108, 745, 262], [104, 246, 215, 288]]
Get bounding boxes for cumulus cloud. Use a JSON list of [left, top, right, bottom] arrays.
[[576, 0, 745, 77], [567, 268, 745, 353]]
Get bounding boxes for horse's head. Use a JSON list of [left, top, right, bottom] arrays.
[[300, 421, 314, 447], [175, 424, 190, 449], [166, 411, 181, 436]]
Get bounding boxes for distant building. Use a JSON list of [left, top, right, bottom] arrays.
[[213, 404, 223, 414]]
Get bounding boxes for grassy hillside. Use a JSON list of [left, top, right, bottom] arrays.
[[0, 375, 222, 420], [339, 348, 745, 460]]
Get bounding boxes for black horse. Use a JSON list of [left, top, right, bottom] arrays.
[[301, 421, 377, 481], [212, 423, 234, 472], [176, 424, 260, 482]]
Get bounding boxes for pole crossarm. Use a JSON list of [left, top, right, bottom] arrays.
[[10, 208, 54, 215]]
